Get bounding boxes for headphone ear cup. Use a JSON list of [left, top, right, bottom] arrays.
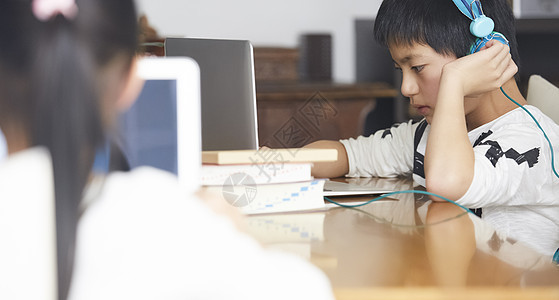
[[470, 15, 494, 38]]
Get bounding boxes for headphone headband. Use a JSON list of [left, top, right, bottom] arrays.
[[452, 0, 474, 20], [451, 0, 494, 38]]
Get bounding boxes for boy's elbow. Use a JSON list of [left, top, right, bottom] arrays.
[[425, 172, 471, 202]]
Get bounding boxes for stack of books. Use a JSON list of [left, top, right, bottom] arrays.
[[200, 148, 337, 214]]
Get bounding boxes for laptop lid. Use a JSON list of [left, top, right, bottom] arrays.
[[323, 180, 393, 197], [164, 37, 259, 151], [118, 57, 201, 194]]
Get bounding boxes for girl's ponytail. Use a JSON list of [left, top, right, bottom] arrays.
[[30, 10, 104, 300]]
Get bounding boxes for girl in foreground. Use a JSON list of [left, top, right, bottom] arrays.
[[0, 0, 333, 299]]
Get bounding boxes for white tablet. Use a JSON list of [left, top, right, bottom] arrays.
[[118, 57, 201, 194]]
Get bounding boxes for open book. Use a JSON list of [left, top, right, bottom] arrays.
[[202, 179, 326, 214]]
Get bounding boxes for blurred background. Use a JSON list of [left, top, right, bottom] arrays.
[[136, 0, 559, 142]]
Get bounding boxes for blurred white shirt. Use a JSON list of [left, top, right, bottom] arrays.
[[69, 167, 334, 300]]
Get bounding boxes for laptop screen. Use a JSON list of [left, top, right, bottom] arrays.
[[119, 79, 179, 175]]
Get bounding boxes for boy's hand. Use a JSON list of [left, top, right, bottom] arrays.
[[441, 40, 518, 98]]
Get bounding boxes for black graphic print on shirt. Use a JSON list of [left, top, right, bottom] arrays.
[[412, 125, 540, 183], [382, 129, 392, 138], [473, 130, 540, 168], [413, 120, 428, 179], [381, 123, 404, 139]]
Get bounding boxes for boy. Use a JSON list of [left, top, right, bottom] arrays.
[[306, 0, 559, 257]]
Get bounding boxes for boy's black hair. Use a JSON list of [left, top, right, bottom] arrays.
[[373, 0, 520, 67]]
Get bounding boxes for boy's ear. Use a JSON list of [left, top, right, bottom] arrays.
[[115, 57, 145, 113]]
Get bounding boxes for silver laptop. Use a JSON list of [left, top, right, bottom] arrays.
[[165, 37, 259, 151], [323, 180, 393, 197]]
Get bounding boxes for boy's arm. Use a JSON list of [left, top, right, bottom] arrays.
[[425, 74, 475, 200], [303, 140, 349, 178], [425, 42, 518, 201]]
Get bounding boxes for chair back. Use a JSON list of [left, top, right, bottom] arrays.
[[527, 75, 559, 124]]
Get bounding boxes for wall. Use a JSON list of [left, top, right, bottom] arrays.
[[135, 0, 382, 82]]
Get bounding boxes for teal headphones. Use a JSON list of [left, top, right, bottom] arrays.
[[451, 0, 509, 54]]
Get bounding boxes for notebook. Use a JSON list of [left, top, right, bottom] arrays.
[[117, 57, 201, 194], [165, 37, 259, 151]]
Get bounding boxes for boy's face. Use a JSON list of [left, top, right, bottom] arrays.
[[390, 43, 456, 124]]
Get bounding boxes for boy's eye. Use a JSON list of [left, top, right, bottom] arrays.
[[412, 65, 425, 72], [394, 65, 402, 72]]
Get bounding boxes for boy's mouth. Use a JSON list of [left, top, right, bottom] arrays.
[[414, 105, 430, 116]]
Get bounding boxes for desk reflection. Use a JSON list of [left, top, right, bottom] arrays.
[[245, 177, 559, 292]]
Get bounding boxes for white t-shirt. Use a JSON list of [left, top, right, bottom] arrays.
[[341, 105, 559, 256], [68, 167, 334, 300]]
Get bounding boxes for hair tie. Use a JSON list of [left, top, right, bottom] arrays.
[[32, 0, 78, 22]]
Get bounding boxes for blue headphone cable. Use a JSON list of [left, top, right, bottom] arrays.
[[325, 190, 473, 213]]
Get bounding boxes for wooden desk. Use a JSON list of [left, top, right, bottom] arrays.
[[256, 81, 398, 148], [244, 177, 559, 299]]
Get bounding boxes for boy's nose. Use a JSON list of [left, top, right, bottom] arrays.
[[401, 75, 419, 98]]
